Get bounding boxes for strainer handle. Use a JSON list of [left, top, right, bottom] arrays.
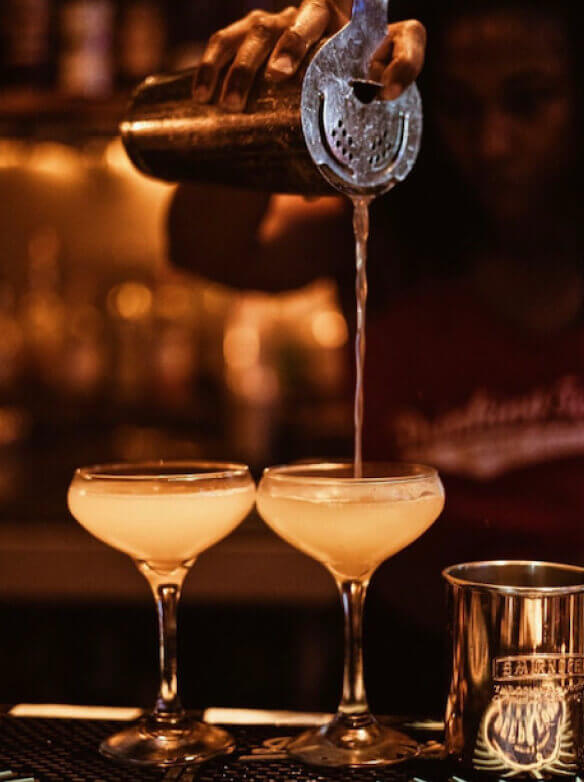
[[351, 0, 388, 31]]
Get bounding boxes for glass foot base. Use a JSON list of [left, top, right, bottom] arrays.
[[100, 714, 235, 768], [287, 714, 419, 768]]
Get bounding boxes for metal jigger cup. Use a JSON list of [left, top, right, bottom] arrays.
[[443, 560, 584, 778]]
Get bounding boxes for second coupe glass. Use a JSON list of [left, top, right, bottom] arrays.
[[257, 461, 444, 767]]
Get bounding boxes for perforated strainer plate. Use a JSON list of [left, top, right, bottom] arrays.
[[302, 0, 422, 196]]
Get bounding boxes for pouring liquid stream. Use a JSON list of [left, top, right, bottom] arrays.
[[352, 196, 373, 479]]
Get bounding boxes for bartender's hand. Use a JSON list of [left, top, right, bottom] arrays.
[[193, 0, 426, 111]]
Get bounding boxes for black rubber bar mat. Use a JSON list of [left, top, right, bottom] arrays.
[[0, 717, 478, 781]]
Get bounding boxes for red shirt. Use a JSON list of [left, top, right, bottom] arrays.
[[363, 276, 584, 628]]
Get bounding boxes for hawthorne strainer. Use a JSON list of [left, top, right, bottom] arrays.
[[301, 0, 422, 196]]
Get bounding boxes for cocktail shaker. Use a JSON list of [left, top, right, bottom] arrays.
[[120, 0, 423, 196], [120, 67, 327, 193]]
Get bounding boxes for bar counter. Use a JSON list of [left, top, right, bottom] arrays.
[[0, 706, 447, 781]]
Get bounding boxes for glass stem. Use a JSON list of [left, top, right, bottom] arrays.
[[337, 578, 370, 719], [138, 561, 189, 721]]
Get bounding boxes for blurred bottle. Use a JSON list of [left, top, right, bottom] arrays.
[[0, 0, 55, 89], [116, 0, 166, 89], [58, 0, 115, 97]]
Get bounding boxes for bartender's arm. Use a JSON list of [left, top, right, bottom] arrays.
[[168, 0, 426, 291]]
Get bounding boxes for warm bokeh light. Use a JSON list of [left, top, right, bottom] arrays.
[[27, 143, 81, 179], [311, 310, 348, 348], [223, 325, 261, 370], [0, 141, 27, 169], [227, 364, 280, 404], [107, 282, 153, 321]]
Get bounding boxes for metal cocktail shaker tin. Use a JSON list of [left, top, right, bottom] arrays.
[[120, 67, 332, 195], [443, 560, 584, 778], [119, 1, 423, 196]]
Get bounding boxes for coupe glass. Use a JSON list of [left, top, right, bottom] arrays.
[[257, 461, 444, 767], [68, 461, 255, 768]]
